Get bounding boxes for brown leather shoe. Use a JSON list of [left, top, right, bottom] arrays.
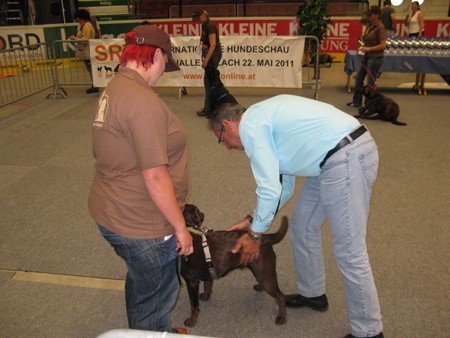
[[172, 328, 188, 334]]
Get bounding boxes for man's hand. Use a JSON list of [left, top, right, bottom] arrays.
[[231, 233, 261, 265], [175, 228, 193, 256], [227, 219, 251, 231], [227, 213, 254, 231]]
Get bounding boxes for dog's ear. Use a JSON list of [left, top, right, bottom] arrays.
[[182, 204, 193, 223], [362, 85, 372, 96], [370, 90, 380, 99], [184, 204, 204, 226], [192, 207, 204, 226]]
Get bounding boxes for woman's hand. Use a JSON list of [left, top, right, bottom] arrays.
[[175, 227, 193, 256]]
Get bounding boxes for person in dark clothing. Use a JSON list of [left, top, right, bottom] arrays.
[[380, 0, 396, 37], [192, 9, 222, 118]]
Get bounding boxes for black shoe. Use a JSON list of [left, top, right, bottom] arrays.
[[343, 332, 383, 338], [285, 294, 328, 312], [346, 102, 361, 108], [196, 109, 210, 117], [86, 87, 99, 94], [358, 106, 366, 114]]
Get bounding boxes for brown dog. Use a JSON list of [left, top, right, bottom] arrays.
[[181, 204, 288, 327], [357, 85, 407, 126]]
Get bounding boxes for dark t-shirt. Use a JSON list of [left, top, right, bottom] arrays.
[[201, 19, 220, 48], [380, 7, 395, 31], [363, 22, 386, 57]]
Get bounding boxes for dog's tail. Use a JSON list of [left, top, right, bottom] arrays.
[[390, 105, 407, 126], [391, 120, 407, 126], [265, 216, 289, 245]]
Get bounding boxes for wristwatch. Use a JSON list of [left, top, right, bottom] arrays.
[[247, 231, 262, 243]]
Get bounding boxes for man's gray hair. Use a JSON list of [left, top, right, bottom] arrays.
[[208, 103, 246, 130]]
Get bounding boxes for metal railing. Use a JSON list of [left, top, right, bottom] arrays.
[[48, 39, 93, 99], [0, 43, 54, 107], [0, 39, 95, 107], [303, 35, 321, 100]]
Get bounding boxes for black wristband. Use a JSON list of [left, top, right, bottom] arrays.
[[245, 214, 253, 224]]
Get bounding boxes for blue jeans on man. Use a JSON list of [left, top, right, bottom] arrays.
[[290, 132, 383, 337], [98, 225, 180, 332]]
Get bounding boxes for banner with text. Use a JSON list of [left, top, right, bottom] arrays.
[[90, 35, 305, 88], [2, 18, 449, 63]]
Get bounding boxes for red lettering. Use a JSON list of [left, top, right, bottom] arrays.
[[95, 45, 107, 61]]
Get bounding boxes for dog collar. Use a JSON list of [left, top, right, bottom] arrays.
[[187, 225, 218, 279]]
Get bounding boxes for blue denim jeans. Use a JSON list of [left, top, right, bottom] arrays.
[[290, 131, 383, 337], [98, 225, 180, 332], [352, 56, 384, 106]]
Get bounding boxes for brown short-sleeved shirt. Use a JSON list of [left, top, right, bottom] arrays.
[[363, 22, 386, 58], [88, 67, 188, 239]]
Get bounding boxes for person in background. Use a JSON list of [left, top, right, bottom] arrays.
[[405, 1, 426, 95], [192, 9, 222, 118], [70, 9, 99, 94], [88, 25, 193, 333], [380, 0, 396, 37], [346, 6, 386, 111], [209, 95, 383, 338], [405, 1, 425, 37]]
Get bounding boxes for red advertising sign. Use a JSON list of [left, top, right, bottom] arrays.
[[143, 17, 450, 62]]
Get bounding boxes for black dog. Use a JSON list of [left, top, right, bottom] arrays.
[[209, 84, 238, 113], [181, 204, 288, 327], [104, 66, 113, 73], [310, 53, 334, 67], [356, 85, 407, 126]]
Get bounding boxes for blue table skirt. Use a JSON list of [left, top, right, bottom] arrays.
[[344, 50, 450, 76]]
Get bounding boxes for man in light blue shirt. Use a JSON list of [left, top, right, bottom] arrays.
[[209, 95, 383, 338]]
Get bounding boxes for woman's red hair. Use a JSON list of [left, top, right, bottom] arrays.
[[120, 31, 158, 70]]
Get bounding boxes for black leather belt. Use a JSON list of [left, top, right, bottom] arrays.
[[320, 125, 367, 168]]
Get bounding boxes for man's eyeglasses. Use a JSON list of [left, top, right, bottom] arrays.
[[217, 124, 225, 144]]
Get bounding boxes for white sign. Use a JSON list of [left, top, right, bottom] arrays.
[[90, 36, 305, 88]]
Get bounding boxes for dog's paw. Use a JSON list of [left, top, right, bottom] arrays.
[[184, 317, 197, 328], [199, 292, 211, 301], [275, 314, 287, 325], [253, 284, 263, 291]]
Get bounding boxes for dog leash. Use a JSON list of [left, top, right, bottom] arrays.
[[358, 55, 378, 91], [358, 23, 380, 91]]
